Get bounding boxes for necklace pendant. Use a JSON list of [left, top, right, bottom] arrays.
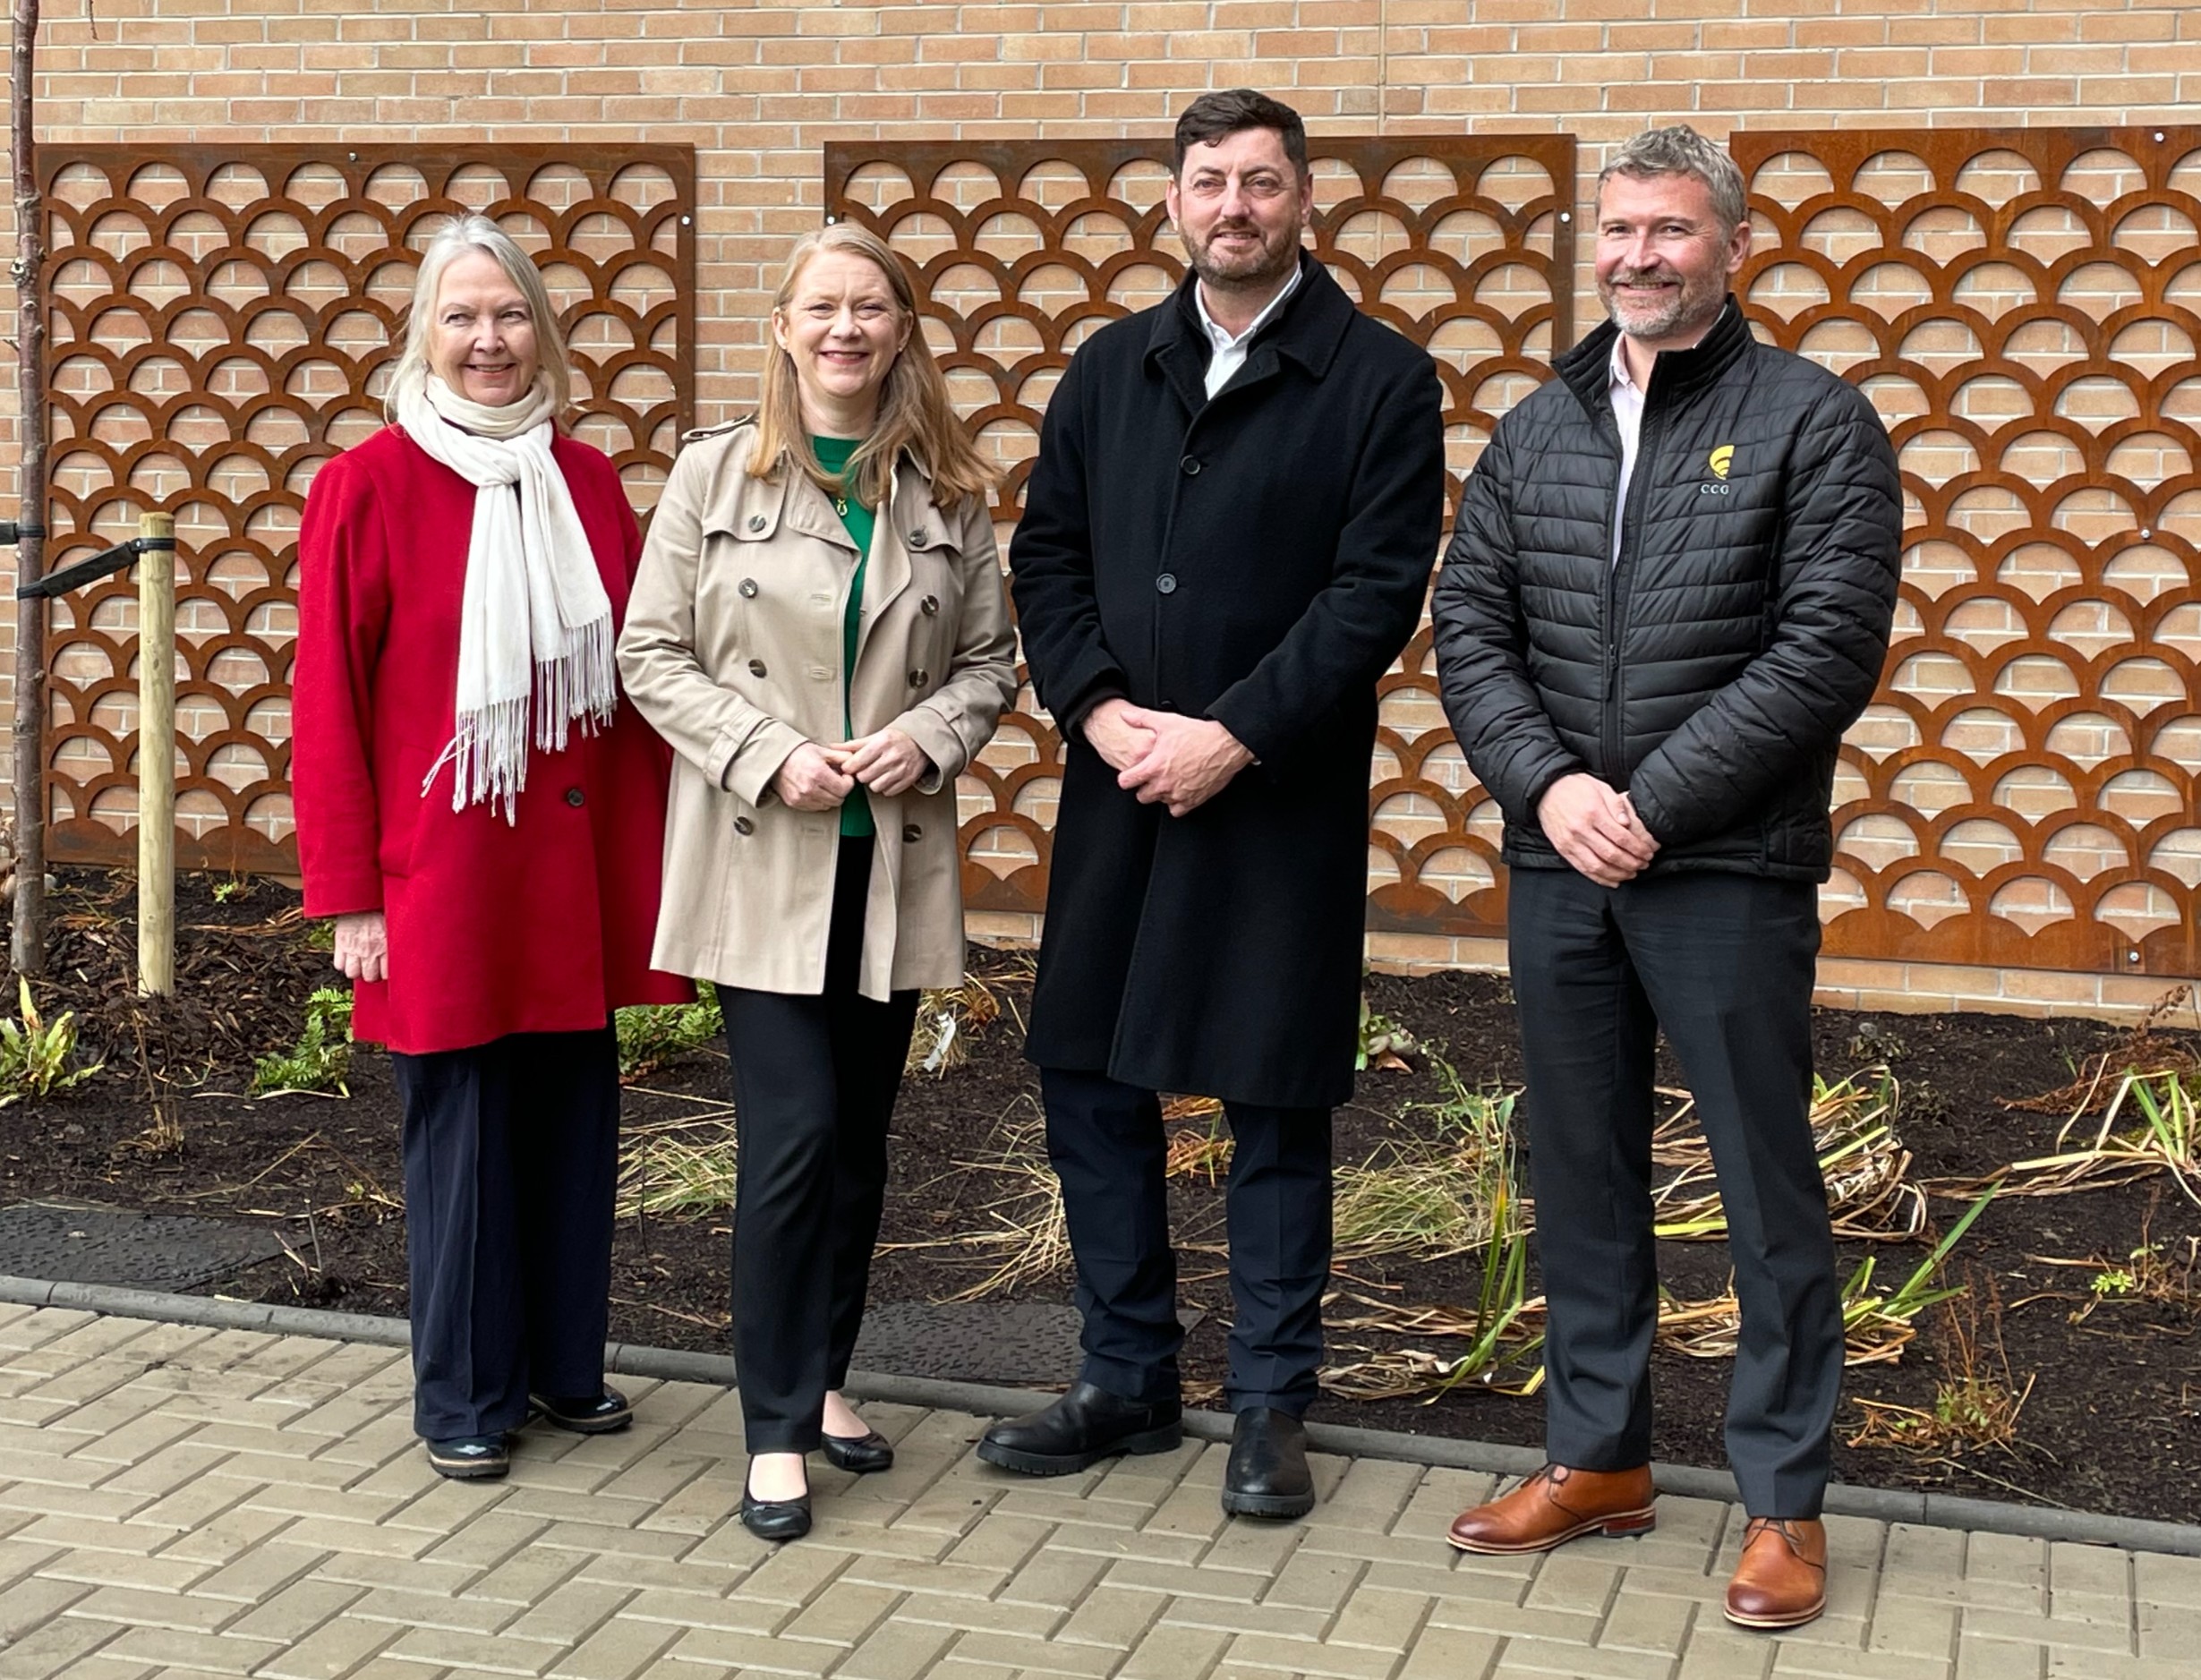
[[834, 495, 849, 516]]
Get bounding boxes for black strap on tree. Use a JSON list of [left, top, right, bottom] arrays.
[[3, 524, 174, 599]]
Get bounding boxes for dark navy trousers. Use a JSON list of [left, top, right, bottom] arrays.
[[1508, 866, 1841, 1520], [388, 1025, 620, 1440], [1041, 1065, 1331, 1415]]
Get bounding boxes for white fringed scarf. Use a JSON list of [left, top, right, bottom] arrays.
[[397, 375, 616, 822]]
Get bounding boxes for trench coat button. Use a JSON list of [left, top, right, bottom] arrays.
[[748, 658, 768, 678], [747, 515, 766, 533], [909, 669, 928, 686], [902, 823, 922, 842], [564, 787, 584, 808], [911, 529, 931, 547], [1181, 456, 1200, 475], [734, 815, 755, 836], [1156, 572, 1178, 594], [920, 594, 940, 616], [738, 577, 758, 598]]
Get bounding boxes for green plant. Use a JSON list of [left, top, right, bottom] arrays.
[[0, 978, 104, 1104], [211, 875, 251, 904], [1653, 1066, 1925, 1243], [1987, 1065, 2201, 1207], [302, 919, 337, 951], [617, 1113, 739, 1219], [1847, 1275, 2033, 1461], [1356, 994, 1418, 1072], [1334, 1061, 1519, 1260], [616, 984, 723, 1080], [252, 988, 354, 1096]]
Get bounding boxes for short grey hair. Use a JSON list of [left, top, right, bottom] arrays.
[[386, 215, 571, 417], [1596, 125, 1747, 235]]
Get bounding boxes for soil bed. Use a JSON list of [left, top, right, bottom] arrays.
[[3, 868, 2196, 1525]]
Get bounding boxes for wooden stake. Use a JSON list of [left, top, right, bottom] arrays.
[[9, 0, 47, 976], [137, 512, 175, 996]]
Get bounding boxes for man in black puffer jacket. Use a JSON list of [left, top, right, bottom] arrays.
[[1431, 126, 1900, 1632]]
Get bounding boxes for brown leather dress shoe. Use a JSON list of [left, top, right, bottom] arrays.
[[1724, 1517, 1827, 1629], [1446, 1463, 1656, 1555]]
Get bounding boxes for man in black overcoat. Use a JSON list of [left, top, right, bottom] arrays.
[[1431, 126, 1900, 1628], [978, 89, 1445, 1518]]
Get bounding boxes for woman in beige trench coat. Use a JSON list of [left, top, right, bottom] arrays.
[[618, 224, 1016, 1541]]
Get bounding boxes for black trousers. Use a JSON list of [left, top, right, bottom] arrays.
[[1509, 866, 1841, 1519], [721, 840, 918, 1454], [389, 1026, 620, 1440], [1042, 1065, 1331, 1415]]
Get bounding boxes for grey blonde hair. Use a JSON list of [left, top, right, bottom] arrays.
[[386, 215, 572, 417], [1597, 125, 1748, 235]]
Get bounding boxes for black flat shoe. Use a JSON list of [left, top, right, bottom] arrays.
[[1222, 1407, 1314, 1520], [976, 1380, 1182, 1477], [425, 1434, 509, 1480], [821, 1429, 894, 1475], [530, 1386, 633, 1435], [740, 1463, 812, 1542]]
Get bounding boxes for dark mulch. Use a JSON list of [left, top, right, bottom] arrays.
[[2, 868, 2196, 1525]]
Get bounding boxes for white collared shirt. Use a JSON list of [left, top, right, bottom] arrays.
[[1195, 263, 1304, 399], [1608, 334, 1645, 567]]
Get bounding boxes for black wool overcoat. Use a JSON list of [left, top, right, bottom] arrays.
[[1010, 258, 1446, 1109]]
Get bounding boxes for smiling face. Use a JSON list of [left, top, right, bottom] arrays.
[[1593, 169, 1751, 350], [426, 247, 542, 408], [1165, 126, 1313, 294], [770, 248, 913, 436]]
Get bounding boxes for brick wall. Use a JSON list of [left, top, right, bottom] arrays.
[[2, 0, 2197, 1019]]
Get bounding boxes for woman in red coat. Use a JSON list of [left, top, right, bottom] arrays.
[[293, 216, 688, 1480]]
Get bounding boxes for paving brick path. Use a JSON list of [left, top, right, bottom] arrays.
[[0, 1303, 2193, 1680]]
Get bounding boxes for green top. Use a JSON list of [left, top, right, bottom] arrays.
[[812, 435, 874, 840]]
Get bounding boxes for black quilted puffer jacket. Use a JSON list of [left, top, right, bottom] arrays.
[[1430, 299, 1901, 881]]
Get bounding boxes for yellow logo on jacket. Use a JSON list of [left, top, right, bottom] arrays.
[[1708, 444, 1735, 480]]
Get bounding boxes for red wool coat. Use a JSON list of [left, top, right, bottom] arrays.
[[293, 425, 690, 1053]]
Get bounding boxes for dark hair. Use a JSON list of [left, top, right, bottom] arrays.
[[1172, 88, 1308, 181]]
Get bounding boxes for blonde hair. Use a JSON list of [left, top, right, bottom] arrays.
[[753, 222, 994, 508], [386, 216, 572, 418]]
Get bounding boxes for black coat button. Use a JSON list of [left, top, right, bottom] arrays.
[[747, 515, 766, 533], [734, 815, 755, 835], [902, 823, 923, 842], [1181, 456, 1200, 475], [1156, 573, 1178, 594], [909, 669, 928, 686], [920, 594, 940, 616], [909, 529, 930, 547], [749, 658, 768, 678], [738, 577, 758, 598], [564, 788, 584, 807]]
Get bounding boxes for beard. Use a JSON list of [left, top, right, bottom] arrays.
[[1183, 218, 1301, 292], [1600, 262, 1725, 343]]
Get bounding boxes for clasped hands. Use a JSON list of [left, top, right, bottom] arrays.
[[1085, 698, 1252, 818], [1537, 772, 1659, 887], [772, 729, 934, 811]]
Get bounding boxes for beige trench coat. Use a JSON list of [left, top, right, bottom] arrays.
[[617, 421, 1017, 999]]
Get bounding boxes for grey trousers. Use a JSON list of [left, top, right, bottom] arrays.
[[1508, 866, 1841, 1519]]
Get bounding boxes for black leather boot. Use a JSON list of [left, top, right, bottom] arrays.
[[1222, 1407, 1314, 1519], [977, 1381, 1182, 1475]]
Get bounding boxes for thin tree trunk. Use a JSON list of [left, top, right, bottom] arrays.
[[9, 0, 44, 976]]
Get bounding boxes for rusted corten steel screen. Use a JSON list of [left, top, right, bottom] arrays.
[[36, 146, 695, 873], [823, 136, 1577, 931], [1733, 128, 2201, 977]]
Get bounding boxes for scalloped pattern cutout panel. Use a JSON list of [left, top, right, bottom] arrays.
[[36, 146, 695, 872], [823, 137, 1577, 928], [1736, 127, 2201, 976]]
